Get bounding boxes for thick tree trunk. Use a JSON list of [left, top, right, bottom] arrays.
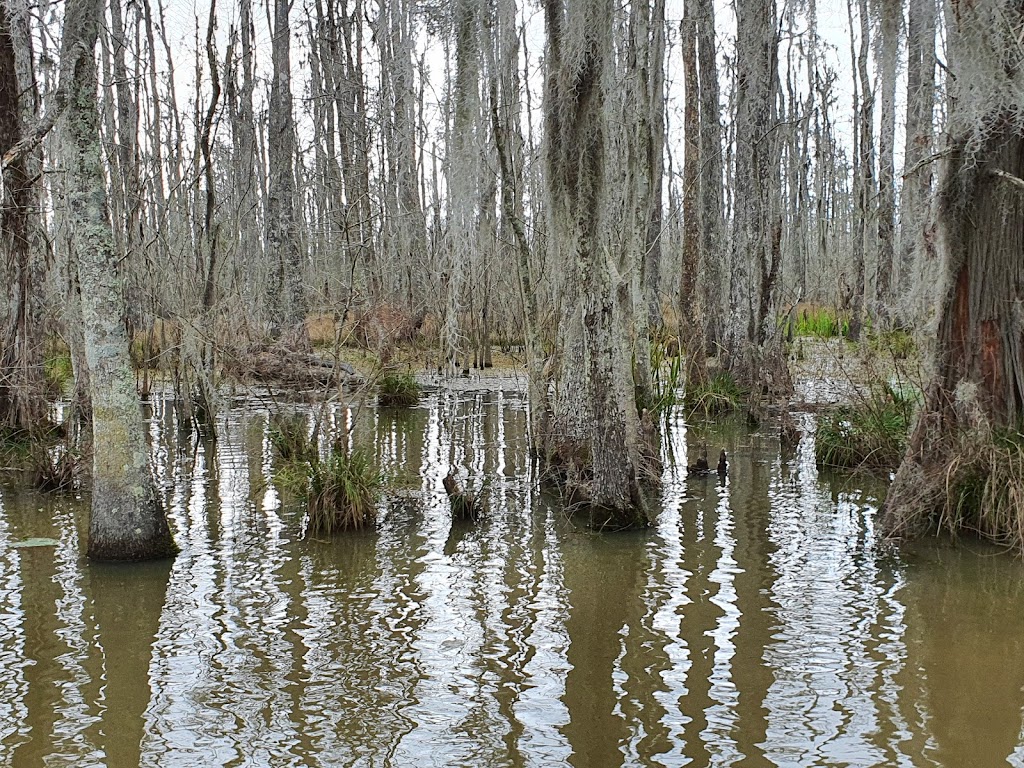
[[542, 0, 649, 527], [61, 0, 175, 561], [883, 0, 1024, 548], [725, 0, 786, 392]]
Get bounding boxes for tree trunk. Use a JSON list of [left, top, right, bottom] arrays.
[[680, 1, 705, 385], [883, 0, 1024, 549], [61, 0, 176, 561], [0, 0, 47, 433], [725, 0, 785, 390], [542, 0, 650, 527], [873, 0, 899, 319], [899, 0, 937, 311], [266, 0, 307, 347], [695, 0, 724, 352]]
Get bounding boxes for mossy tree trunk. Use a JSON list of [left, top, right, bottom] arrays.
[[724, 0, 786, 391], [883, 0, 1024, 545], [0, 0, 47, 434], [61, 0, 176, 561], [266, 0, 307, 349], [541, 0, 651, 527]]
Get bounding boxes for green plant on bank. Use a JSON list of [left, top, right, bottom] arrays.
[[927, 427, 1024, 552], [784, 306, 850, 339], [869, 328, 916, 360], [685, 371, 744, 416], [377, 370, 421, 408], [815, 381, 916, 471]]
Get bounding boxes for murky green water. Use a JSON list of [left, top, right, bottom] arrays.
[[1, 389, 1023, 767]]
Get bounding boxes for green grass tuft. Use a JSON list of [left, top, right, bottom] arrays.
[[377, 371, 421, 408], [785, 306, 850, 339], [306, 447, 384, 534], [815, 382, 915, 471], [685, 371, 744, 416], [44, 351, 74, 393]]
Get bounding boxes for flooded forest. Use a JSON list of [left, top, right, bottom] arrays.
[[2, 0, 1024, 764]]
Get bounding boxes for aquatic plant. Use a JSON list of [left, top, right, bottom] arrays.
[[269, 413, 314, 462], [377, 371, 421, 408], [44, 348, 74, 393], [784, 305, 850, 339], [643, 336, 683, 416], [815, 382, 914, 471], [306, 447, 383, 534], [937, 429, 1024, 554], [685, 371, 744, 416]]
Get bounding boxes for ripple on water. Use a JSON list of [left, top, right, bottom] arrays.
[[1, 399, 1024, 767]]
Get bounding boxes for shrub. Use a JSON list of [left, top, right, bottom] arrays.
[[815, 382, 915, 471], [378, 371, 421, 407], [685, 371, 744, 416]]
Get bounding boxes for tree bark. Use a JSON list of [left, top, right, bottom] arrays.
[[266, 0, 308, 347], [883, 0, 1024, 546], [542, 0, 650, 527], [725, 0, 784, 387], [61, 0, 176, 561], [0, 0, 47, 433]]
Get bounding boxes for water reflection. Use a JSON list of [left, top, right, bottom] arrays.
[[0, 391, 1023, 766]]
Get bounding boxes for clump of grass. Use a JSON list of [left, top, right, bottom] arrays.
[[378, 371, 421, 407], [44, 349, 74, 393], [785, 306, 850, 339], [938, 429, 1024, 552], [870, 328, 916, 360], [269, 413, 313, 462], [31, 444, 80, 493], [685, 371, 744, 416], [815, 382, 914, 471], [306, 447, 383, 534]]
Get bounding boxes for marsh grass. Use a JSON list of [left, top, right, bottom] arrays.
[[815, 381, 915, 471], [377, 371, 421, 408], [786, 306, 850, 339], [939, 430, 1024, 553], [269, 413, 314, 462], [685, 371, 744, 416], [306, 447, 383, 534]]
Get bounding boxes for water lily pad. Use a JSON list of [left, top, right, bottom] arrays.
[[10, 538, 60, 548]]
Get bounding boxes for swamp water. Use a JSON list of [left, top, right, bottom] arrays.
[[1, 388, 1023, 767]]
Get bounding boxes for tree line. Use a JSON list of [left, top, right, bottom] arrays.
[[1, 0, 1022, 557]]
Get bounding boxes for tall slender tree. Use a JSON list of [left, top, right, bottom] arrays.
[[266, 0, 307, 346], [60, 0, 175, 560]]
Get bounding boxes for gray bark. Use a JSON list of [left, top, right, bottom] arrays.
[[543, 0, 649, 526], [61, 0, 175, 560], [725, 0, 783, 381], [266, 0, 307, 346]]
